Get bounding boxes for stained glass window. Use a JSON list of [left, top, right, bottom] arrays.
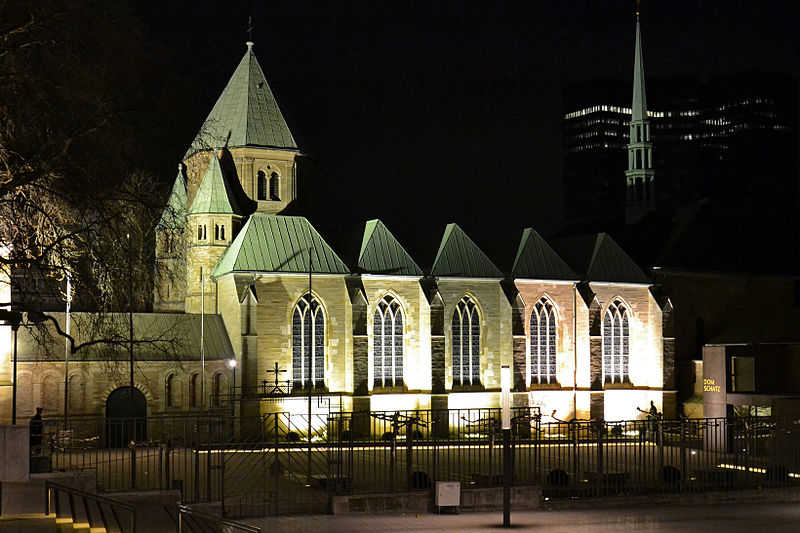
[[292, 294, 325, 389], [452, 296, 480, 386], [373, 296, 404, 387], [529, 298, 557, 384], [603, 300, 630, 384]]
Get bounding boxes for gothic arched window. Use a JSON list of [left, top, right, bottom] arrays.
[[530, 298, 557, 384], [292, 294, 325, 389], [257, 171, 267, 200], [603, 299, 630, 384], [452, 296, 480, 386], [269, 172, 280, 201], [165, 374, 175, 407], [189, 373, 199, 407], [373, 296, 403, 387], [212, 373, 222, 407]]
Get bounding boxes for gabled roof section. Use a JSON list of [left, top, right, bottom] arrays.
[[358, 219, 423, 276], [185, 42, 298, 158], [551, 233, 650, 284], [212, 215, 349, 278], [511, 228, 577, 280], [431, 223, 502, 278], [188, 153, 241, 215], [157, 165, 187, 230]]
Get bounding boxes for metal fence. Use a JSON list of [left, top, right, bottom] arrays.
[[40, 411, 800, 517]]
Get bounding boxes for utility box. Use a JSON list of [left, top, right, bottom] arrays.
[[435, 481, 460, 508]]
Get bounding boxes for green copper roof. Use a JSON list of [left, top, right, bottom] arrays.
[[157, 165, 187, 230], [631, 16, 648, 123], [186, 42, 297, 157], [358, 219, 423, 276], [431, 223, 502, 278], [551, 233, 650, 284], [188, 153, 240, 215], [511, 228, 577, 280], [212, 215, 349, 278]]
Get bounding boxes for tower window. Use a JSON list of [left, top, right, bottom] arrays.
[[257, 171, 267, 200], [269, 172, 280, 201], [214, 224, 220, 240], [220, 225, 225, 240]]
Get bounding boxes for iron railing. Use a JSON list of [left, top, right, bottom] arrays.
[[45, 480, 136, 533], [178, 504, 260, 532], [40, 411, 800, 517]]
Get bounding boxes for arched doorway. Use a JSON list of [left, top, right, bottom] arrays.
[[105, 386, 147, 447]]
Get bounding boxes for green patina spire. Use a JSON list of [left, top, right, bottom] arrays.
[[631, 12, 648, 122], [188, 153, 241, 215], [185, 41, 298, 158], [157, 164, 188, 230]]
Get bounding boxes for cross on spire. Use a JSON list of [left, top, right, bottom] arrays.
[[247, 16, 253, 43]]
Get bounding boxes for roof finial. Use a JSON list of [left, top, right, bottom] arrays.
[[247, 16, 254, 49], [635, 0, 641, 17]]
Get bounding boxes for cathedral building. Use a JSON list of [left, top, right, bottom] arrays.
[[1, 20, 673, 427]]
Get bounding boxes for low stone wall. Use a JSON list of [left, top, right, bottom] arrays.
[[1, 471, 96, 515], [331, 485, 542, 515]]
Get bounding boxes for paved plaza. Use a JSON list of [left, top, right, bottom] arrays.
[[5, 501, 799, 532]]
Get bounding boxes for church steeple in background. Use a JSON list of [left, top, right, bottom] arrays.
[[625, 5, 656, 224]]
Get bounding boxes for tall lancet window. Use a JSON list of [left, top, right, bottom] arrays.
[[257, 171, 267, 200], [529, 298, 557, 384], [603, 299, 630, 384], [292, 294, 325, 389], [373, 296, 403, 387], [269, 172, 280, 201], [452, 296, 480, 386]]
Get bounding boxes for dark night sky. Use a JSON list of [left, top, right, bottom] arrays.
[[130, 1, 800, 271]]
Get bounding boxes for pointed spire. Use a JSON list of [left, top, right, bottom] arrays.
[[631, 9, 648, 122], [157, 164, 188, 230], [188, 153, 241, 215], [185, 42, 298, 158]]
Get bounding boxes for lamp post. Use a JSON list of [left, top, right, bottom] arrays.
[[501, 364, 511, 528], [227, 358, 236, 418]]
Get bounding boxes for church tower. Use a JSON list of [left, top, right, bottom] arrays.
[[184, 41, 306, 216], [185, 152, 243, 313], [625, 9, 656, 224], [154, 41, 305, 313]]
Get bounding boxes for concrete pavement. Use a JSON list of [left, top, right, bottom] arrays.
[[3, 500, 799, 532]]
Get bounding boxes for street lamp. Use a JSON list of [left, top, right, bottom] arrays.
[[501, 364, 511, 528], [226, 358, 237, 418]]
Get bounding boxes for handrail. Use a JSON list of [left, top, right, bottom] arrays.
[[45, 480, 136, 533], [178, 504, 261, 533]]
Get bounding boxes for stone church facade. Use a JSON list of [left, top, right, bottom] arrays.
[[0, 35, 675, 426]]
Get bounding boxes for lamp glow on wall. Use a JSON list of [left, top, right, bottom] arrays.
[[501, 365, 511, 430]]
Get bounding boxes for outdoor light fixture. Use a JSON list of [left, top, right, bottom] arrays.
[[501, 365, 511, 430], [227, 358, 237, 417]]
